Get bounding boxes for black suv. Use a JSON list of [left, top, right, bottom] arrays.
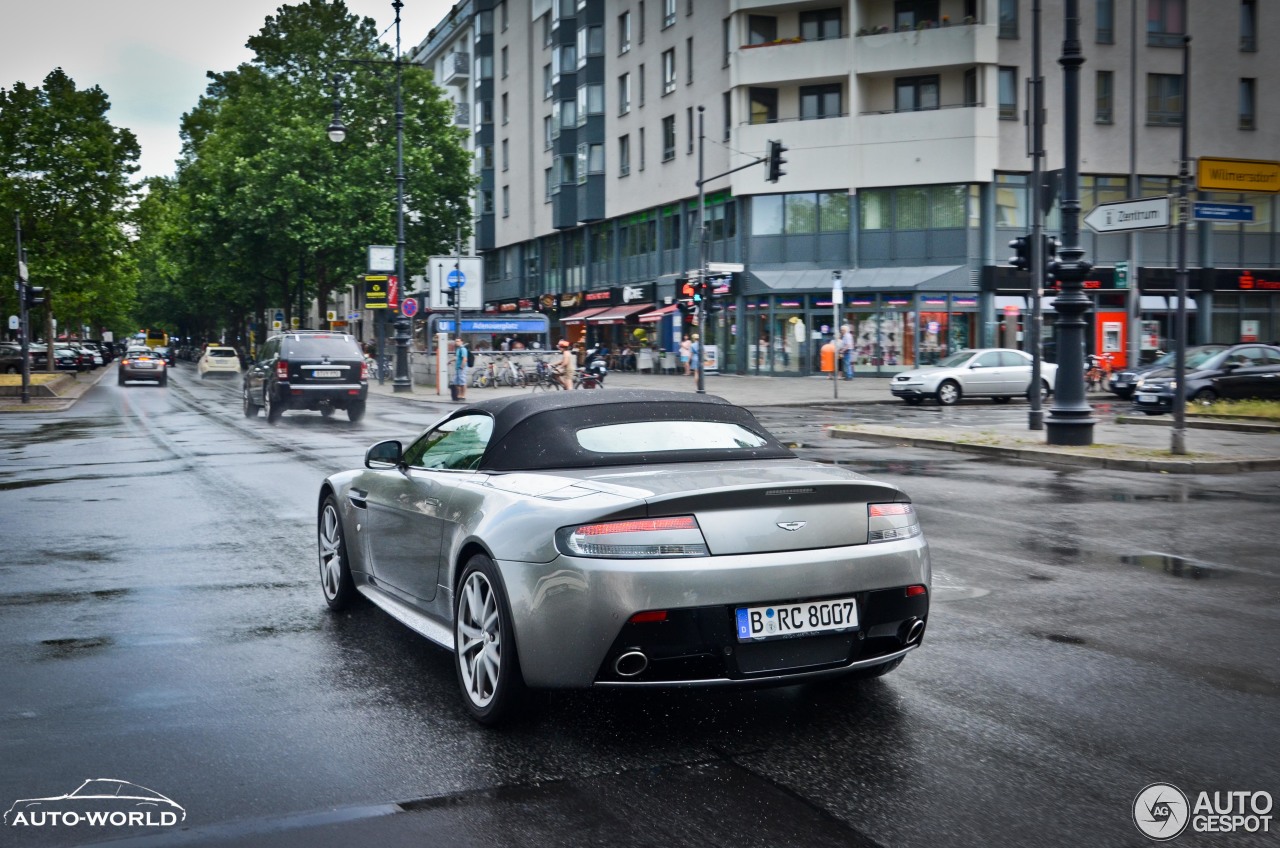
[[242, 331, 368, 423]]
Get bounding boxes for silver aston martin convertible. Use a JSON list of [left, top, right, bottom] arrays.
[[317, 390, 931, 724]]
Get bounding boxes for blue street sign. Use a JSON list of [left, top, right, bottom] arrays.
[[1193, 202, 1255, 223], [447, 269, 466, 288], [274, 311, 285, 322]]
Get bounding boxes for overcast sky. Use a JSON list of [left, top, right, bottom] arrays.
[[1, 0, 457, 180]]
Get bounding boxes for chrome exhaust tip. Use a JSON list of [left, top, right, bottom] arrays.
[[613, 650, 649, 678], [904, 618, 926, 645]]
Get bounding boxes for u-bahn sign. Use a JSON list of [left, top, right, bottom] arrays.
[[1083, 196, 1171, 233]]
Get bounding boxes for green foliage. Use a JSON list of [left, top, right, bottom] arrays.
[[133, 0, 474, 346], [0, 69, 140, 338]]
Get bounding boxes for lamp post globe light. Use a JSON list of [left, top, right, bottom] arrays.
[[327, 0, 412, 393]]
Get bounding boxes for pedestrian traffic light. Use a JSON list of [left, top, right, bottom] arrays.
[[676, 276, 696, 317], [1043, 235, 1061, 283], [766, 140, 787, 183], [25, 286, 47, 307], [1008, 236, 1031, 272]]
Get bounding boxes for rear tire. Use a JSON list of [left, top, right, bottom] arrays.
[[936, 380, 961, 406], [1192, 388, 1217, 406], [454, 554, 527, 725], [347, 401, 366, 423], [158, 374, 168, 387], [265, 390, 282, 424], [242, 385, 258, 418], [118, 372, 126, 386]]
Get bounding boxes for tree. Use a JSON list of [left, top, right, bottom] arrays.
[[141, 0, 474, 348], [0, 69, 140, 340]]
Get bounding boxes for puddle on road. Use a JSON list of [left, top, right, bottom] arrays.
[[0, 587, 129, 607], [39, 636, 113, 658], [1, 419, 113, 449], [1031, 631, 1088, 646], [1120, 553, 1232, 580]]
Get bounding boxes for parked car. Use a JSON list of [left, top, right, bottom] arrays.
[[197, 345, 242, 379], [118, 346, 168, 386], [1108, 345, 1227, 400], [0, 345, 33, 374], [243, 331, 368, 423], [317, 390, 930, 724], [889, 348, 1057, 406], [1132, 343, 1280, 413]]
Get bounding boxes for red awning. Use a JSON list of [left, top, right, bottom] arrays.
[[637, 304, 678, 323], [560, 306, 611, 324], [588, 303, 654, 324]]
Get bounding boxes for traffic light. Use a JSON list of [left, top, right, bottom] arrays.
[[766, 140, 787, 183], [1008, 236, 1031, 272], [676, 276, 695, 317], [25, 286, 47, 307], [1043, 235, 1061, 283]]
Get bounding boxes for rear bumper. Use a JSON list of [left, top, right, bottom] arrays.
[[274, 383, 367, 407]]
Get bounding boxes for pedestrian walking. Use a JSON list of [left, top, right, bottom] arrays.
[[690, 334, 700, 385], [453, 338, 468, 401], [679, 336, 692, 375], [839, 324, 856, 380]]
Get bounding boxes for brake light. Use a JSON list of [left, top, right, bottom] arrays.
[[906, 585, 927, 597], [276, 360, 289, 381], [629, 610, 668, 624], [360, 359, 369, 380], [557, 515, 709, 559], [868, 502, 921, 543]]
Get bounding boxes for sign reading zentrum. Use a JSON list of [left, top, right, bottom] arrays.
[[1083, 196, 1171, 234], [1196, 157, 1280, 193]]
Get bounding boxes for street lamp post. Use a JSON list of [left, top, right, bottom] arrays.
[[327, 0, 412, 393]]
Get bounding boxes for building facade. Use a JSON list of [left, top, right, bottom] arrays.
[[414, 0, 1280, 374]]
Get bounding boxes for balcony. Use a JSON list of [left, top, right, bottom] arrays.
[[856, 104, 997, 186], [453, 101, 471, 127], [733, 35, 850, 88], [442, 52, 470, 86], [854, 22, 997, 75]]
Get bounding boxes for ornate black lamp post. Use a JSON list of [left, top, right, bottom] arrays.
[[327, 0, 412, 393]]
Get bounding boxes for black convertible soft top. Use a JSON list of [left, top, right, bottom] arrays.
[[457, 390, 795, 471]]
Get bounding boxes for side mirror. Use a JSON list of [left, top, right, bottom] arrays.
[[365, 440, 404, 469]]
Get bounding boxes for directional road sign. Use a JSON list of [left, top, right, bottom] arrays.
[[1083, 196, 1171, 234]]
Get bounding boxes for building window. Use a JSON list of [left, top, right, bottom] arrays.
[[895, 0, 939, 29], [544, 115, 553, 149], [664, 0, 676, 28], [502, 138, 509, 170], [478, 144, 494, 172], [723, 91, 731, 140], [619, 134, 631, 176], [476, 54, 493, 80], [662, 115, 676, 160], [618, 73, 631, 114], [1147, 73, 1183, 125], [964, 68, 979, 106], [502, 186, 510, 217], [639, 127, 646, 170], [1241, 0, 1257, 51], [501, 92, 508, 125], [750, 87, 778, 124], [619, 11, 631, 53], [1147, 0, 1185, 47], [576, 143, 604, 182], [478, 99, 493, 126], [576, 83, 604, 124], [997, 67, 1018, 119], [480, 190, 494, 215], [686, 37, 694, 84], [543, 65, 552, 99], [1096, 0, 1114, 43], [687, 106, 694, 153], [998, 0, 1018, 38], [501, 0, 508, 31], [577, 25, 603, 66], [639, 0, 646, 42], [1096, 70, 1114, 123], [545, 167, 554, 200], [800, 84, 842, 120], [543, 13, 552, 47], [662, 49, 676, 94], [748, 15, 777, 44], [1240, 78, 1256, 129], [897, 75, 940, 112], [801, 8, 842, 40], [559, 98, 577, 128], [638, 64, 645, 105], [501, 46, 508, 78]]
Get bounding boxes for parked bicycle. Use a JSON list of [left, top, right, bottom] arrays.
[[1085, 353, 1112, 391], [528, 358, 565, 391]]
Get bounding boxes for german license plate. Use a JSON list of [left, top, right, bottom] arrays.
[[736, 596, 858, 642], [313, 369, 340, 378], [1136, 392, 1157, 403]]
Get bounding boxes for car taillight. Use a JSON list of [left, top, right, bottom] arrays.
[[868, 502, 921, 543], [556, 515, 709, 559], [276, 360, 289, 381], [360, 359, 369, 380]]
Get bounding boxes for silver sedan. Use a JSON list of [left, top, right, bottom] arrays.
[[890, 348, 1057, 405], [318, 390, 931, 724]]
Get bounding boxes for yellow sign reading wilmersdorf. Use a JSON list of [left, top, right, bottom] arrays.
[[1197, 157, 1280, 193]]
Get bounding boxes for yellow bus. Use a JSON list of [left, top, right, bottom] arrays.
[[144, 329, 169, 350]]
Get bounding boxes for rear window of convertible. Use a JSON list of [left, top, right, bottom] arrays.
[[576, 421, 769, 453]]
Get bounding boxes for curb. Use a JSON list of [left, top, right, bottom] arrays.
[[1115, 414, 1280, 434], [830, 426, 1280, 474]]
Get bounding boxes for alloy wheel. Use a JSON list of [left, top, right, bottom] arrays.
[[457, 570, 501, 709]]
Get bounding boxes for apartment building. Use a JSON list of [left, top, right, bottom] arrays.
[[416, 0, 1279, 375]]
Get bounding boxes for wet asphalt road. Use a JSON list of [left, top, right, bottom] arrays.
[[1, 365, 1277, 848]]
